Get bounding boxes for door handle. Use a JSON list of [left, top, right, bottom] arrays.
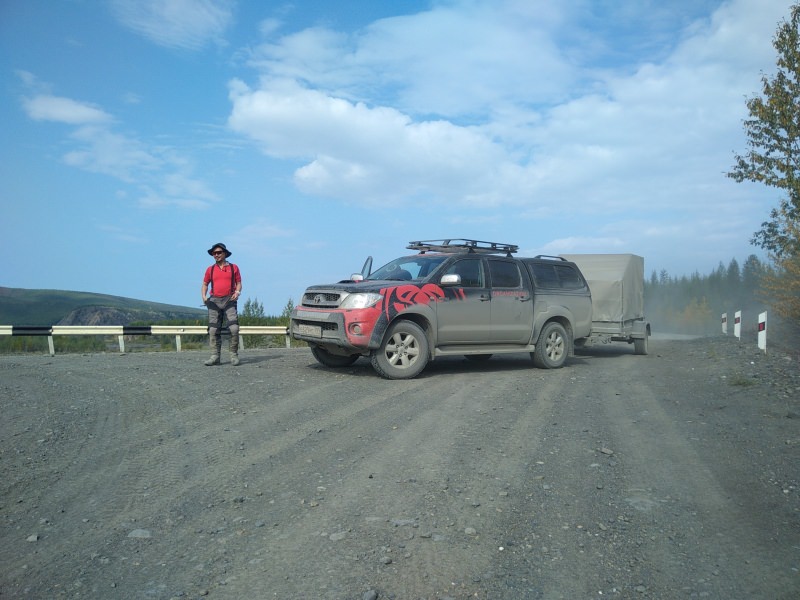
[[480, 294, 491, 302], [519, 295, 532, 302]]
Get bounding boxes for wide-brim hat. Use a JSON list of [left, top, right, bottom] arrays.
[[208, 242, 232, 257]]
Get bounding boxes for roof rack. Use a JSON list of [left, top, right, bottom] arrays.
[[532, 255, 567, 261], [408, 239, 518, 256]]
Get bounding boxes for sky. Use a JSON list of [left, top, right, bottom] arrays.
[[0, 0, 794, 315]]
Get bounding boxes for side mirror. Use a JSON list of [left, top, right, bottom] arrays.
[[440, 273, 461, 287], [351, 273, 364, 282]]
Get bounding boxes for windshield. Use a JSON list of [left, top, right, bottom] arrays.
[[367, 254, 448, 281]]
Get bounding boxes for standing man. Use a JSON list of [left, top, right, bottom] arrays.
[[201, 243, 242, 366]]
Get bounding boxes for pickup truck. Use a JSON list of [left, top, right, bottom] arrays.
[[290, 239, 593, 379]]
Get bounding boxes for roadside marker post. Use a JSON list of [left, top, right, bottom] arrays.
[[758, 311, 767, 353], [734, 310, 742, 340], [721, 313, 727, 335]]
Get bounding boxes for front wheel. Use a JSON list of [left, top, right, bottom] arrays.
[[371, 320, 429, 379], [532, 322, 569, 369], [310, 345, 360, 368]]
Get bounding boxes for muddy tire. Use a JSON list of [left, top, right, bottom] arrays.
[[634, 335, 649, 355], [310, 345, 360, 368], [532, 321, 568, 369], [371, 320, 429, 379]]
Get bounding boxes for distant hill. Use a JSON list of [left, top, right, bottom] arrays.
[[0, 287, 205, 326]]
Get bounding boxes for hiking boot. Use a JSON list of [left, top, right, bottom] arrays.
[[204, 354, 220, 366], [230, 353, 240, 366]]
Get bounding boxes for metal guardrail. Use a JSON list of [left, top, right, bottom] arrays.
[[0, 325, 290, 355]]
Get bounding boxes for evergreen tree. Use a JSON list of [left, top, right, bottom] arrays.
[[742, 254, 765, 303], [280, 298, 295, 323], [242, 297, 266, 319]]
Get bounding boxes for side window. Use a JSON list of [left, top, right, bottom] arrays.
[[530, 263, 559, 288], [488, 260, 522, 288], [444, 258, 484, 288], [555, 265, 584, 290]]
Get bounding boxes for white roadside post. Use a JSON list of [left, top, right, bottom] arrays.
[[721, 313, 728, 335], [758, 311, 768, 353], [734, 310, 742, 340]]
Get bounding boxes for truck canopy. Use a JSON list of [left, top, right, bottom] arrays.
[[559, 254, 645, 323]]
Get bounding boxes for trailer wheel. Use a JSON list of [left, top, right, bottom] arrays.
[[532, 322, 568, 369], [633, 335, 649, 355], [371, 320, 429, 379], [310, 345, 360, 368]]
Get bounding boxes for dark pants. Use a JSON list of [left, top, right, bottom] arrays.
[[206, 296, 239, 354]]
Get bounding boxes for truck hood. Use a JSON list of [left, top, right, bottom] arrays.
[[304, 280, 410, 294]]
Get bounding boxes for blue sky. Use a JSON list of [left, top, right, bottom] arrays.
[[0, 0, 793, 315]]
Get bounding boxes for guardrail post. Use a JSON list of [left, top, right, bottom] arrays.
[[118, 335, 126, 353], [48, 336, 55, 356], [176, 335, 182, 352]]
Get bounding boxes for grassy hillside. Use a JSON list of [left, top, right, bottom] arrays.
[[0, 287, 204, 326]]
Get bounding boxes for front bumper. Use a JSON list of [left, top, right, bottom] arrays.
[[291, 307, 380, 352]]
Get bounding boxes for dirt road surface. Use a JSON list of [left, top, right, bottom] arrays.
[[1, 336, 798, 599]]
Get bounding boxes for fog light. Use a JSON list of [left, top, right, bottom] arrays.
[[350, 323, 363, 335]]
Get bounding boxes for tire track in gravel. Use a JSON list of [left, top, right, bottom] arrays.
[[56, 360, 198, 525], [3, 342, 797, 600], [216, 355, 568, 599], [595, 348, 798, 600], [469, 350, 638, 599]]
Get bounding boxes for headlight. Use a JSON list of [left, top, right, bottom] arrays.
[[339, 292, 383, 309]]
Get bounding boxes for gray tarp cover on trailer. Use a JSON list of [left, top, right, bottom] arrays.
[[559, 254, 645, 323]]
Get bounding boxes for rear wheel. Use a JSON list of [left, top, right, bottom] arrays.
[[532, 322, 568, 369], [371, 320, 429, 379], [310, 345, 359, 368]]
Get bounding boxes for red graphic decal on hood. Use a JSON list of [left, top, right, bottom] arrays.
[[381, 283, 446, 319]]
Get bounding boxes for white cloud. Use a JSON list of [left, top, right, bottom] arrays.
[[63, 126, 159, 181], [21, 79, 218, 210], [230, 218, 295, 259], [228, 78, 512, 205], [246, 2, 572, 116], [228, 0, 790, 224], [137, 188, 214, 210], [22, 95, 112, 125], [98, 223, 149, 244], [110, 0, 234, 51], [535, 236, 626, 256]]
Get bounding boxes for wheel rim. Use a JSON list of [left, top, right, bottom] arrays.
[[385, 331, 420, 368], [545, 330, 564, 361]]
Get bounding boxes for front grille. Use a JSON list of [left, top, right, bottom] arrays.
[[301, 291, 343, 308]]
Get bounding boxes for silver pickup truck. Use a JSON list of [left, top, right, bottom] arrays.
[[290, 239, 593, 379]]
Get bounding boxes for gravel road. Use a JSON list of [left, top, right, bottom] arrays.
[[1, 336, 798, 600]]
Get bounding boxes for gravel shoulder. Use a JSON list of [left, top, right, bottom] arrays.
[[1, 336, 798, 599]]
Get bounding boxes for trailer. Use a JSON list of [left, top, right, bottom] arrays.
[[560, 253, 651, 355]]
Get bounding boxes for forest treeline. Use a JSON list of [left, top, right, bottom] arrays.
[[645, 255, 771, 335]]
